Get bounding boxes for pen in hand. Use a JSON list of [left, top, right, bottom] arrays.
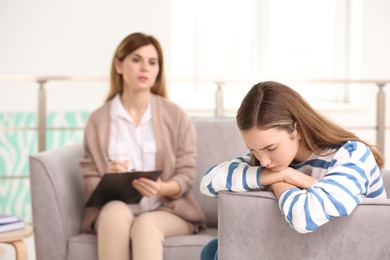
[[106, 158, 129, 173]]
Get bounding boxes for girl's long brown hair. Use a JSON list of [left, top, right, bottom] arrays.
[[105, 32, 167, 103], [236, 81, 384, 169]]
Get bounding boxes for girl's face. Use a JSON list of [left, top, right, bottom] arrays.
[[115, 44, 159, 92], [241, 126, 305, 171]]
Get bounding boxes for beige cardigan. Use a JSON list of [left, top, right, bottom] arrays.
[[80, 94, 205, 234]]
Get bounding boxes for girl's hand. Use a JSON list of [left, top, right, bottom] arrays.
[[132, 177, 165, 197], [260, 167, 318, 190], [281, 167, 318, 189], [106, 160, 129, 174]]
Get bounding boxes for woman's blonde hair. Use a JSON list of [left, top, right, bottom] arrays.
[[236, 81, 384, 169], [105, 32, 167, 102]]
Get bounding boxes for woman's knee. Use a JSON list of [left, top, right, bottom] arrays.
[[130, 212, 164, 239], [97, 200, 133, 226], [131, 212, 156, 231]]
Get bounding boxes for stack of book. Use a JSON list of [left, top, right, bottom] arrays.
[[0, 214, 25, 233]]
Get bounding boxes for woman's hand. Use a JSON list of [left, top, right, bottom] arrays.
[[106, 160, 129, 174], [132, 177, 164, 197], [132, 178, 181, 198]]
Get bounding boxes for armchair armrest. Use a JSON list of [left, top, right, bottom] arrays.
[[218, 190, 390, 259], [29, 144, 85, 260]]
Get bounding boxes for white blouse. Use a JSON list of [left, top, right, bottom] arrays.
[[109, 94, 161, 215]]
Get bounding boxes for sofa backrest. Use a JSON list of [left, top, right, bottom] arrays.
[[30, 117, 389, 232], [29, 117, 247, 233], [191, 118, 248, 227]]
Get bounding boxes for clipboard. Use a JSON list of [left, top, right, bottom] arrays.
[[85, 170, 162, 207]]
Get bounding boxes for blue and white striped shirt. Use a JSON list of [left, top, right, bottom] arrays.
[[200, 140, 387, 233]]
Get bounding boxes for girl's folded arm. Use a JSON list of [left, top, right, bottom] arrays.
[[200, 153, 265, 197]]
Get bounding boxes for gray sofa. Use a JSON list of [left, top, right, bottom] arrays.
[[29, 117, 390, 260], [29, 117, 248, 260]]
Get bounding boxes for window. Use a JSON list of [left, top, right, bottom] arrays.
[[170, 0, 361, 117]]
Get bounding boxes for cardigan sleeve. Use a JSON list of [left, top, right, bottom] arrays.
[[80, 117, 101, 197], [79, 107, 110, 198], [166, 110, 198, 199]]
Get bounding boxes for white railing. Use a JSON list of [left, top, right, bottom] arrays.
[[0, 76, 388, 156]]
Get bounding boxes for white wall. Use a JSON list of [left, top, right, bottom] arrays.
[[0, 0, 172, 75], [0, 0, 172, 111], [0, 0, 389, 166]]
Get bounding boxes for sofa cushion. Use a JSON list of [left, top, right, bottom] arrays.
[[162, 228, 218, 259], [67, 229, 217, 260], [67, 234, 98, 260]]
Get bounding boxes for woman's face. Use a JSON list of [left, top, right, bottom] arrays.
[[115, 44, 159, 92], [241, 126, 303, 171]]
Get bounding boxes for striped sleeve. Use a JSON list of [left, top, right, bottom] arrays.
[[200, 153, 265, 197], [278, 141, 386, 233]]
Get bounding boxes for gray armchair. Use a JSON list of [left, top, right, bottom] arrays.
[[29, 118, 248, 260], [218, 171, 390, 260]]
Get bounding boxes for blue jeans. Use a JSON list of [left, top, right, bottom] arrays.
[[200, 238, 218, 260]]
